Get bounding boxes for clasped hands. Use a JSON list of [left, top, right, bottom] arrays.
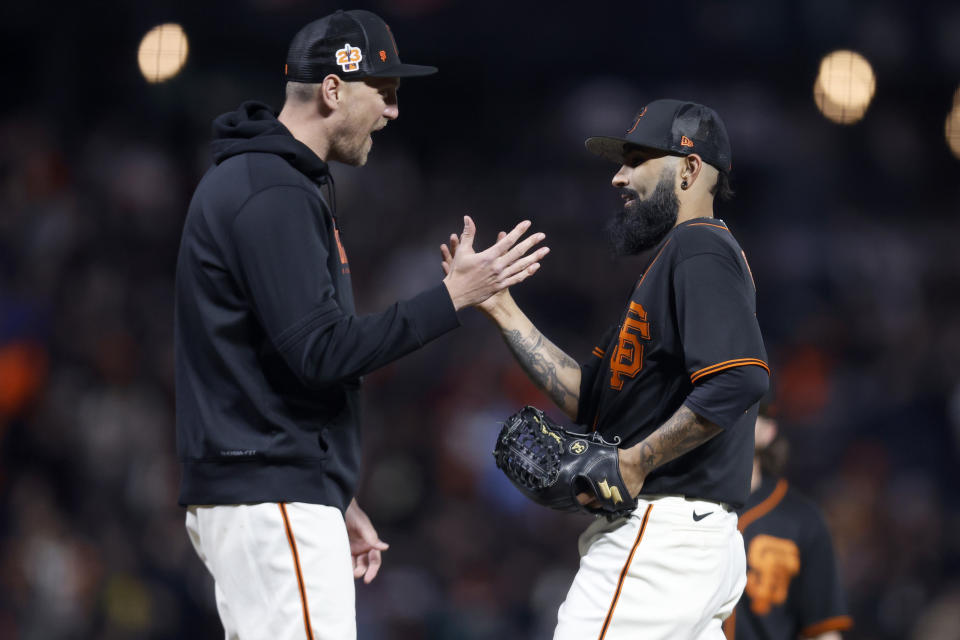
[[440, 216, 550, 311]]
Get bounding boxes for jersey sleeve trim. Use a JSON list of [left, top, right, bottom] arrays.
[[800, 615, 854, 637], [592, 347, 605, 358], [737, 478, 788, 532], [691, 358, 770, 384]]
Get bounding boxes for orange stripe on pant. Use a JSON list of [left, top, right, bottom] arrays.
[[279, 503, 315, 640], [597, 505, 654, 640]]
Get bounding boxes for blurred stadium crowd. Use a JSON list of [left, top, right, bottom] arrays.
[[2, 0, 960, 638]]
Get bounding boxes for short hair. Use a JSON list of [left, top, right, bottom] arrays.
[[285, 81, 321, 104], [710, 169, 734, 201]]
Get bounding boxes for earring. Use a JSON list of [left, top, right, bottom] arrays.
[[681, 180, 688, 189]]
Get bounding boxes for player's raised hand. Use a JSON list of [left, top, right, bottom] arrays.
[[441, 216, 549, 311], [443, 230, 515, 314]]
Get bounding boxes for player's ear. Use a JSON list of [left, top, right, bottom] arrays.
[[680, 154, 703, 189], [318, 74, 343, 113]]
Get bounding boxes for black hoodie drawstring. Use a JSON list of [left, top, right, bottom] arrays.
[[325, 171, 337, 220], [321, 170, 339, 233]]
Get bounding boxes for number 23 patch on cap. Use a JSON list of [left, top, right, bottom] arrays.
[[335, 43, 362, 72]]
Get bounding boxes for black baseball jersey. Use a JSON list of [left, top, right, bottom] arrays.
[[576, 218, 768, 508], [726, 475, 852, 640]]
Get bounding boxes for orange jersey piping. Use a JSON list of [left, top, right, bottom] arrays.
[[636, 239, 672, 289], [686, 222, 730, 232], [801, 615, 854, 637], [690, 358, 770, 384], [738, 478, 788, 533]]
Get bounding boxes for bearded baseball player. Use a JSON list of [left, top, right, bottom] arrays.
[[723, 407, 853, 640], [443, 99, 769, 638], [175, 9, 547, 640]]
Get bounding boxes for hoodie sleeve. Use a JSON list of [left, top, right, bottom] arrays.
[[230, 185, 460, 387]]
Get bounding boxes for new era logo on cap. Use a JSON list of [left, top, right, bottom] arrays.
[[285, 9, 437, 82]]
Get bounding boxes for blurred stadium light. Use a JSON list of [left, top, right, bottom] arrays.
[[137, 23, 189, 83], [813, 50, 876, 124]]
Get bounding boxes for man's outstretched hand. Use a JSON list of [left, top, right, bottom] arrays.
[[441, 216, 549, 311]]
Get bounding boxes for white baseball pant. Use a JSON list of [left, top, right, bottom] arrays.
[[186, 502, 355, 640], [555, 495, 746, 640]]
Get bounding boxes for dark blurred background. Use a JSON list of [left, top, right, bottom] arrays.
[[2, 0, 959, 638]]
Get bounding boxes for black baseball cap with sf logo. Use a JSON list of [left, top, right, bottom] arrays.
[[585, 99, 732, 172], [285, 9, 437, 81]]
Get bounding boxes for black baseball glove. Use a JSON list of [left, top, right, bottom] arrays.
[[493, 405, 638, 517]]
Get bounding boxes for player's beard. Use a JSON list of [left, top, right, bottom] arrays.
[[606, 170, 679, 256]]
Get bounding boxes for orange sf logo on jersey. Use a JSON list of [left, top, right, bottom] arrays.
[[609, 301, 650, 390], [335, 44, 363, 72], [745, 534, 800, 615]]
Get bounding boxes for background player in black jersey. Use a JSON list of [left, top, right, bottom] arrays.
[[443, 100, 769, 639], [723, 407, 853, 640]]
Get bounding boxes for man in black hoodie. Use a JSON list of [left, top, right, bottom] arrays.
[[175, 10, 549, 639]]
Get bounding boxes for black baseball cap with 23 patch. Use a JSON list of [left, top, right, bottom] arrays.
[[585, 99, 732, 172], [285, 9, 437, 81]]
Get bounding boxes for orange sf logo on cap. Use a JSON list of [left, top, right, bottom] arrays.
[[379, 50, 387, 62], [680, 135, 694, 147]]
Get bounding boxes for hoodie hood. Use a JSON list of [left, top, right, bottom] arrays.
[[210, 101, 330, 185]]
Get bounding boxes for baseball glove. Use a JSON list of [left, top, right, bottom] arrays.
[[493, 405, 638, 517]]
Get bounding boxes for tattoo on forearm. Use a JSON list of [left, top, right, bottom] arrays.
[[502, 327, 579, 414], [636, 405, 722, 476]]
